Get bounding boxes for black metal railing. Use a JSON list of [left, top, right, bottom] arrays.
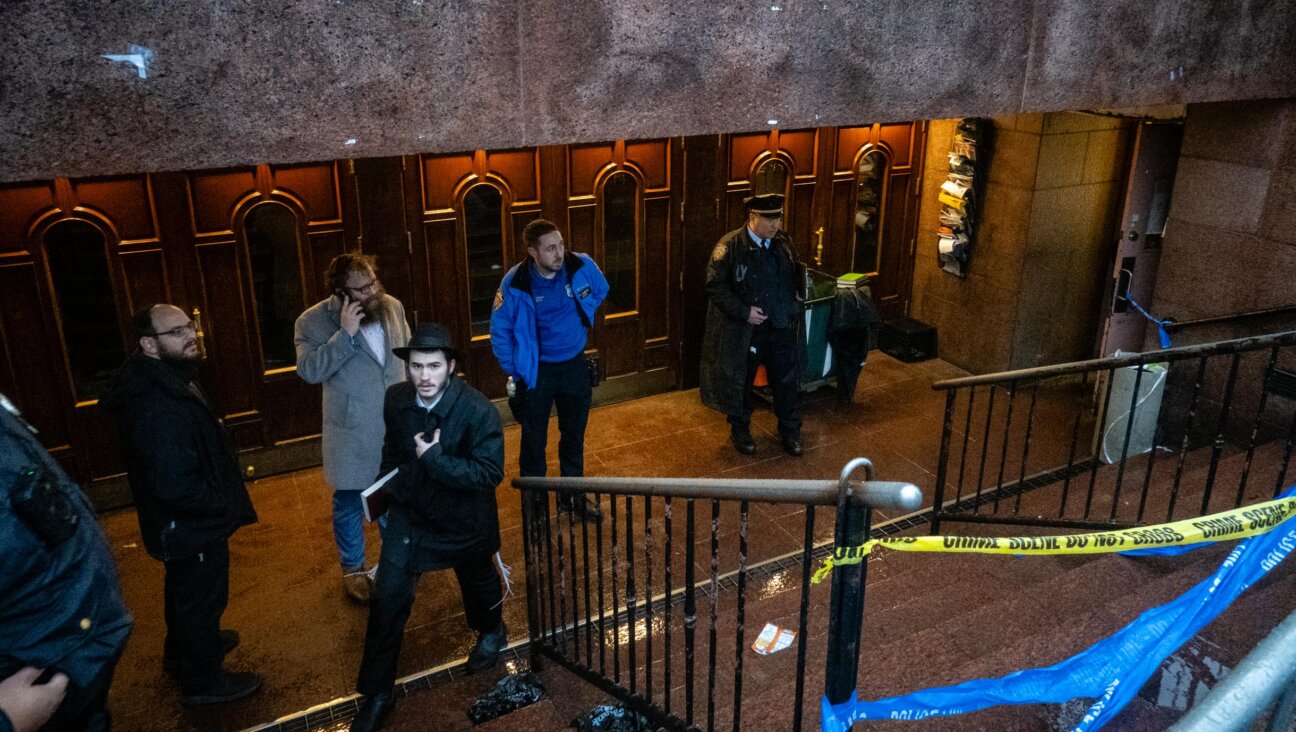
[[1162, 304, 1296, 334], [1169, 605, 1296, 732], [515, 459, 921, 731], [930, 330, 1296, 532]]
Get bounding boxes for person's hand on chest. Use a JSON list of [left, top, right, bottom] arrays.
[[414, 428, 440, 459]]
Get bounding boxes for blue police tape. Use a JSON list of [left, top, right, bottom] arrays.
[[821, 486, 1296, 731]]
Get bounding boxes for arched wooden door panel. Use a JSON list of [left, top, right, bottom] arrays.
[[413, 141, 681, 403], [824, 123, 926, 320], [415, 148, 541, 399], [0, 175, 172, 501], [186, 162, 356, 466], [722, 129, 821, 266], [565, 139, 680, 399]]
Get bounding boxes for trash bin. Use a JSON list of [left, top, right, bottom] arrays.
[[1095, 361, 1167, 464], [802, 268, 838, 391], [752, 269, 837, 398]]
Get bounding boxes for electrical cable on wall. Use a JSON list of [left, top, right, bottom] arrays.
[[1118, 269, 1174, 348]]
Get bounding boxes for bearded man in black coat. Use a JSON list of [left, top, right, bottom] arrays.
[[103, 304, 260, 707]]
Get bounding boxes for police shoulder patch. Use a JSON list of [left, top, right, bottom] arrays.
[[712, 242, 728, 261], [492, 289, 504, 311]]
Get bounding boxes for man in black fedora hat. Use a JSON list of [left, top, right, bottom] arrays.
[[700, 193, 806, 456], [350, 323, 506, 732]]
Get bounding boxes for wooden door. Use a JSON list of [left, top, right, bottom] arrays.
[[412, 148, 542, 398], [181, 162, 356, 468], [821, 123, 926, 320], [413, 141, 682, 403], [563, 139, 681, 401], [0, 175, 173, 505], [721, 129, 822, 265]]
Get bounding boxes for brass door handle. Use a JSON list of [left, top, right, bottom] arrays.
[[814, 227, 825, 266], [192, 307, 207, 359]]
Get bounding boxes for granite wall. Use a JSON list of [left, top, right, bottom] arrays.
[[1148, 98, 1296, 438], [911, 112, 1132, 374], [1152, 99, 1296, 337], [1011, 113, 1132, 369], [2, 0, 1294, 182], [912, 111, 1124, 373]]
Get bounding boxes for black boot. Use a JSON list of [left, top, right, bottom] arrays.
[[559, 493, 602, 522], [731, 428, 757, 455], [180, 670, 261, 706], [350, 690, 396, 732], [781, 435, 804, 457], [466, 621, 507, 673], [164, 629, 240, 677]]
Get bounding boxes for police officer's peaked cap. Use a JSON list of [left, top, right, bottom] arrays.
[[744, 193, 785, 217], [394, 322, 457, 361]]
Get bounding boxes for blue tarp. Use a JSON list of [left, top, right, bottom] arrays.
[[821, 487, 1296, 731]]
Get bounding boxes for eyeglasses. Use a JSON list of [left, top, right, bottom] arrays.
[[150, 321, 196, 339], [346, 279, 379, 297]]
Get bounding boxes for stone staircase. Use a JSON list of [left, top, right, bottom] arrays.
[[307, 441, 1296, 730]]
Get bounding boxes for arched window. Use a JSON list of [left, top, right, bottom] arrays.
[[464, 184, 505, 337], [601, 172, 638, 315], [245, 203, 305, 370], [752, 158, 789, 199], [44, 220, 124, 401], [851, 150, 888, 275]]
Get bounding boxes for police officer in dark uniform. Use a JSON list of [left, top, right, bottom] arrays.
[[0, 392, 133, 731], [700, 194, 805, 456]]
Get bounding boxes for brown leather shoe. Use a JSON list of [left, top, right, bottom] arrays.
[[343, 569, 372, 604]]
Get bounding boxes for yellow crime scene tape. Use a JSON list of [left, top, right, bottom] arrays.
[[810, 494, 1296, 585]]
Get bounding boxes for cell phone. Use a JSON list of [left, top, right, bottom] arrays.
[[335, 289, 349, 301]]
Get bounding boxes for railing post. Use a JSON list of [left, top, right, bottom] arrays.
[[518, 487, 545, 672], [930, 389, 957, 534], [824, 458, 875, 706]]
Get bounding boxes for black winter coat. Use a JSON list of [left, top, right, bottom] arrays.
[[0, 396, 132, 689], [699, 227, 805, 417], [102, 355, 257, 561], [379, 375, 504, 570]]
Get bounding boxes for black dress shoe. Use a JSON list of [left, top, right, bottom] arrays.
[[350, 690, 396, 732], [731, 431, 757, 455], [180, 670, 261, 706], [559, 493, 603, 522], [466, 621, 507, 673], [781, 437, 804, 457]]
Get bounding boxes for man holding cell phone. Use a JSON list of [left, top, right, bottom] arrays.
[[295, 253, 411, 604]]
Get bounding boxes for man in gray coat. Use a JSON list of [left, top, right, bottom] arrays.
[[295, 253, 411, 604]]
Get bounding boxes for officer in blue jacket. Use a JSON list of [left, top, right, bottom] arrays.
[[490, 219, 608, 521], [0, 392, 132, 731]]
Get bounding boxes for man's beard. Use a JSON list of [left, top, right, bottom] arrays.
[[159, 342, 202, 378], [359, 291, 388, 323]]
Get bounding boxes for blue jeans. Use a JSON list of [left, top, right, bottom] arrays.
[[332, 490, 376, 571]]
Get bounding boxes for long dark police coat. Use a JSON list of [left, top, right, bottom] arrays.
[[699, 227, 805, 417], [378, 375, 504, 571], [0, 396, 133, 689]]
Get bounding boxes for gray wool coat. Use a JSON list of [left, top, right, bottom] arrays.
[[294, 293, 411, 492]]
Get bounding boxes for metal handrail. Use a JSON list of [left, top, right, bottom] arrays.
[[1169, 605, 1296, 732], [512, 475, 923, 511], [1163, 304, 1296, 333], [931, 330, 1296, 390]]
